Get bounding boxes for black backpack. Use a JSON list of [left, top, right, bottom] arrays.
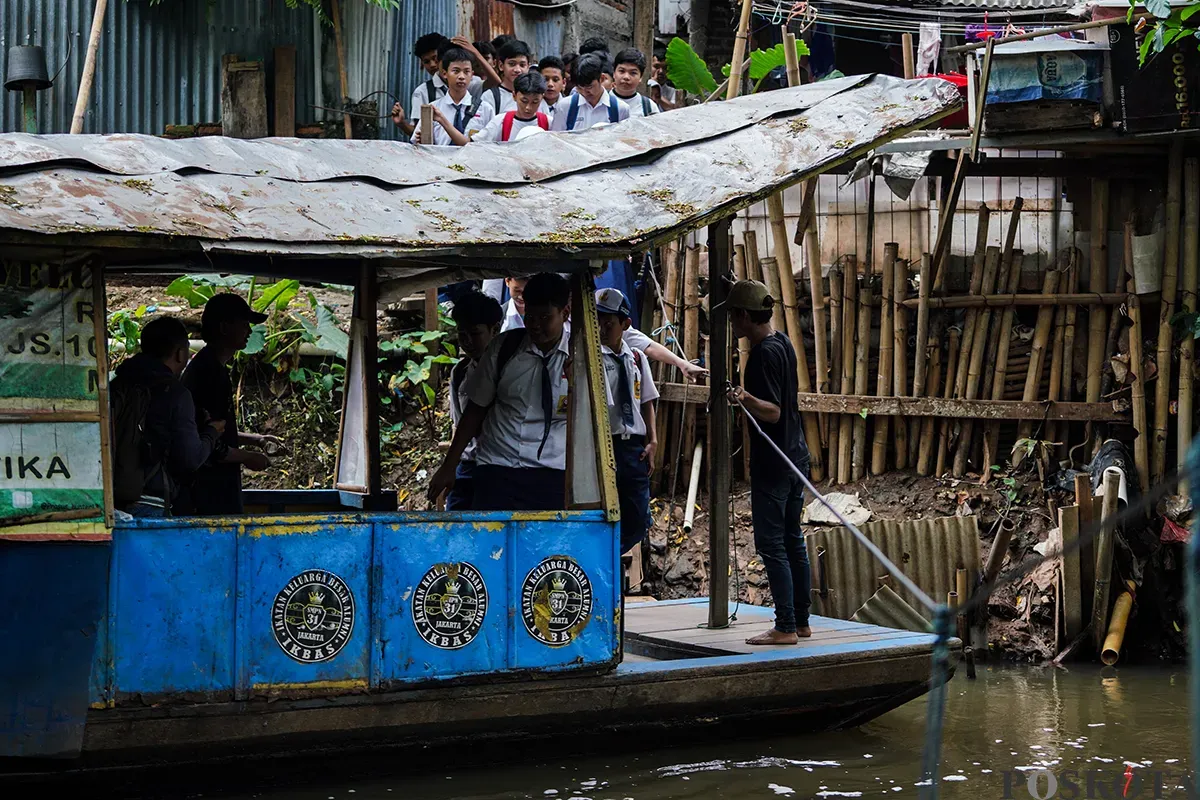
[[109, 377, 171, 509]]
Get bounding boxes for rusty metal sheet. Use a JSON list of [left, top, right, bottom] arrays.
[[809, 515, 981, 621], [0, 75, 960, 261]]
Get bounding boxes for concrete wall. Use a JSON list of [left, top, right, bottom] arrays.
[[566, 0, 634, 54]]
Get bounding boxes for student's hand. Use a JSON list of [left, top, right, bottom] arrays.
[[427, 461, 457, 506], [208, 419, 227, 435], [681, 361, 709, 383], [431, 106, 452, 129], [260, 434, 287, 456], [242, 450, 270, 472], [452, 36, 480, 58], [641, 440, 657, 473], [391, 101, 407, 126], [413, 129, 423, 144]]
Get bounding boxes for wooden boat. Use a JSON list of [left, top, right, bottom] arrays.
[[0, 74, 962, 777]]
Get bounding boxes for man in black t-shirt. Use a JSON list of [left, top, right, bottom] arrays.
[[179, 294, 281, 515], [725, 280, 813, 645]]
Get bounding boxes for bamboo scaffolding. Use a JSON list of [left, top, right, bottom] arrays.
[[900, 293, 1128, 309], [838, 258, 858, 484], [828, 263, 843, 481], [760, 256, 788, 335], [1014, 268, 1062, 463], [935, 328, 962, 476], [1086, 179, 1110, 452], [1058, 248, 1081, 463], [954, 246, 1002, 476], [1045, 280, 1068, 453], [893, 258, 910, 469], [1091, 467, 1121, 653], [734, 242, 751, 480], [654, 241, 686, 492], [1125, 221, 1151, 496], [682, 246, 701, 467], [853, 279, 872, 480], [946, 217, 990, 472], [1180, 158, 1198, 492], [1154, 142, 1185, 484], [871, 246, 897, 473], [984, 246, 1026, 471], [805, 212, 830, 404], [916, 335, 944, 476], [912, 254, 933, 407]]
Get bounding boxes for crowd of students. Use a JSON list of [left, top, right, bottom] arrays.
[[391, 31, 681, 145]]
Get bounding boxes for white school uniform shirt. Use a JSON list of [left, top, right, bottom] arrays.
[[500, 298, 524, 332], [550, 90, 631, 132], [466, 86, 551, 138], [410, 72, 484, 114], [473, 112, 547, 143], [612, 91, 660, 117], [502, 312, 654, 354], [465, 328, 571, 471], [408, 91, 474, 146], [601, 341, 659, 437], [544, 95, 570, 121], [481, 279, 505, 303], [449, 357, 480, 462]]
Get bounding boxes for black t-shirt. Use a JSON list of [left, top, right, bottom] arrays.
[[744, 331, 809, 481], [180, 345, 243, 514]]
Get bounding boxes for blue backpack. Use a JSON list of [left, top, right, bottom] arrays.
[[565, 92, 620, 131]]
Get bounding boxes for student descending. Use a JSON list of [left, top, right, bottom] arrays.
[[611, 49, 660, 117], [391, 33, 497, 138], [428, 273, 573, 511], [473, 72, 550, 143], [596, 289, 659, 554], [467, 39, 547, 138], [406, 45, 476, 146], [537, 55, 569, 120], [552, 53, 630, 132]]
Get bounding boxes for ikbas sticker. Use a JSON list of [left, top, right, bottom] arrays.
[[412, 561, 488, 650], [272, 570, 355, 663], [521, 556, 593, 647]]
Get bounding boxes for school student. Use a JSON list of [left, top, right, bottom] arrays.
[[428, 273, 573, 511], [472, 72, 550, 143], [392, 33, 495, 137], [596, 289, 659, 554], [444, 291, 503, 511], [612, 48, 660, 117], [551, 53, 630, 132], [408, 46, 476, 146], [467, 39, 545, 137], [562, 52, 579, 94], [538, 55, 569, 120], [649, 46, 681, 111], [498, 276, 529, 331]]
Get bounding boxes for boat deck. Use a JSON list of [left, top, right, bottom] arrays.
[[624, 597, 937, 661]]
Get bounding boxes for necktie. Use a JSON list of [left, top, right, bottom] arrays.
[[452, 104, 465, 132], [537, 351, 555, 459], [609, 353, 635, 429]]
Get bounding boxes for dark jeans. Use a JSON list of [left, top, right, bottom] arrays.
[[444, 459, 476, 511], [613, 435, 651, 553], [472, 465, 566, 511], [750, 472, 812, 633]]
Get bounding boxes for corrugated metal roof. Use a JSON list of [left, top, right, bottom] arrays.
[[930, 0, 1077, 9], [852, 583, 933, 632], [809, 515, 981, 620], [0, 0, 317, 136], [0, 75, 961, 266]]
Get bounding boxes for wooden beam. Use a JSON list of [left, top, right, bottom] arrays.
[[658, 384, 1125, 421], [708, 220, 733, 630], [273, 45, 297, 137], [900, 292, 1128, 310]]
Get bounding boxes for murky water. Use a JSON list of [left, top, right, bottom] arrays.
[[215, 665, 1190, 800]]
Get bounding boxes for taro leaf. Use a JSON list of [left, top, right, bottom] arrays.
[[419, 330, 447, 342], [252, 279, 300, 313], [300, 303, 349, 359], [721, 41, 812, 82], [408, 341, 430, 355], [1146, 0, 1172, 18], [665, 37, 718, 97], [431, 354, 459, 365], [165, 276, 214, 308], [422, 382, 436, 407], [288, 368, 307, 383], [243, 324, 266, 356]]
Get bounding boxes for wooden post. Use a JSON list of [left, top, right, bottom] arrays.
[[915, 333, 943, 476], [1045, 275, 1069, 453], [1075, 472, 1096, 622], [1182, 158, 1200, 491], [1126, 221, 1151, 496], [734, 243, 752, 480], [1086, 179, 1110, 448], [805, 221, 829, 396], [902, 32, 916, 79], [92, 265, 115, 527], [1060, 503, 1083, 641], [634, 0, 656, 73], [71, 0, 110, 134], [932, 152, 970, 293], [1092, 468, 1122, 653], [331, 0, 354, 140], [893, 258, 909, 469], [273, 45, 297, 137], [838, 259, 858, 484], [935, 329, 961, 477], [1154, 142, 1184, 484], [1013, 269, 1062, 462], [1058, 248, 1081, 463], [683, 246, 702, 463], [853, 279, 872, 480], [827, 264, 843, 481], [221, 57, 269, 139], [871, 246, 896, 473], [726, 0, 755, 100], [912, 254, 932, 405], [954, 246, 1002, 476], [420, 104, 435, 147], [708, 220, 733, 629], [948, 212, 990, 474], [984, 245, 1025, 471], [363, 264, 381, 496]]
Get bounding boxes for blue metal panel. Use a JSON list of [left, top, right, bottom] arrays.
[[240, 518, 372, 692], [386, 0, 455, 140], [1, 0, 317, 135], [109, 526, 236, 698], [509, 516, 621, 671], [375, 517, 510, 683], [0, 541, 109, 757]]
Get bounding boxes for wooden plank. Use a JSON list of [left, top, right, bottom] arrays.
[[657, 384, 1125, 421], [273, 45, 296, 137], [221, 57, 268, 139]]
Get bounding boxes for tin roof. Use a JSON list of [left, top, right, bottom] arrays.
[[0, 74, 959, 285]]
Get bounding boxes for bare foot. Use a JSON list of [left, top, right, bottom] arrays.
[[745, 628, 799, 645], [798, 626, 812, 638]]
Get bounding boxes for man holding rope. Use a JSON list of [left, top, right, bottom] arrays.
[[724, 279, 814, 645]]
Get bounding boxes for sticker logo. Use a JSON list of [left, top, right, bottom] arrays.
[[521, 556, 594, 647], [412, 562, 488, 650], [272, 570, 355, 663]]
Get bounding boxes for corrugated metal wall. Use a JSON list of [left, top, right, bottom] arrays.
[[387, 0, 454, 115], [515, 7, 565, 61], [474, 0, 515, 45], [343, 1, 393, 103], [1, 0, 317, 135]]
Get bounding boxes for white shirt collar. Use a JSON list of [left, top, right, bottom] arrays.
[[600, 340, 632, 358], [523, 327, 570, 357], [581, 90, 611, 111]]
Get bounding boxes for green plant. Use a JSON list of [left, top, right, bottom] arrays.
[[665, 38, 718, 97], [720, 41, 812, 91], [107, 305, 147, 363], [1130, 0, 1200, 64], [380, 330, 459, 423], [1170, 307, 1200, 339]]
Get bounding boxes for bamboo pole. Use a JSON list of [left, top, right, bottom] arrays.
[[1126, 221, 1151, 497], [871, 246, 897, 473], [1058, 248, 1081, 463], [1182, 158, 1200, 492], [902, 32, 916, 79], [900, 293, 1128, 309], [932, 152, 969, 293], [734, 242, 752, 481], [954, 246, 1002, 476], [71, 0, 111, 134], [1091, 467, 1122, 653], [935, 329, 962, 476], [984, 247, 1025, 471], [912, 254, 933, 406], [682, 246, 701, 465], [1154, 142, 1185, 484], [783, 30, 802, 88], [1045, 276, 1068, 452], [838, 258, 858, 484], [953, 207, 992, 399], [893, 258, 909, 469], [760, 256, 788, 335], [1059, 502, 1083, 642], [853, 279, 872, 481], [805, 222, 830, 396], [1086, 179, 1110, 450], [828, 264, 844, 481], [1100, 580, 1138, 666], [1076, 472, 1095, 621], [726, 0, 755, 100], [916, 334, 944, 476], [1014, 269, 1062, 462]]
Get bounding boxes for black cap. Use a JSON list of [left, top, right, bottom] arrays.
[[202, 293, 268, 327]]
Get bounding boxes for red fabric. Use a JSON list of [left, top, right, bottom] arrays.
[[500, 111, 550, 142], [1161, 518, 1191, 544], [915, 74, 969, 128]]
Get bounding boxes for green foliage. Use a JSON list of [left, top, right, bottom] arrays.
[[721, 41, 812, 86], [380, 329, 459, 423], [665, 37, 718, 97], [298, 293, 350, 359], [1170, 307, 1200, 339], [1132, 0, 1200, 64]]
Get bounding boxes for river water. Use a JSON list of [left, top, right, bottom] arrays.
[[214, 665, 1190, 800]]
